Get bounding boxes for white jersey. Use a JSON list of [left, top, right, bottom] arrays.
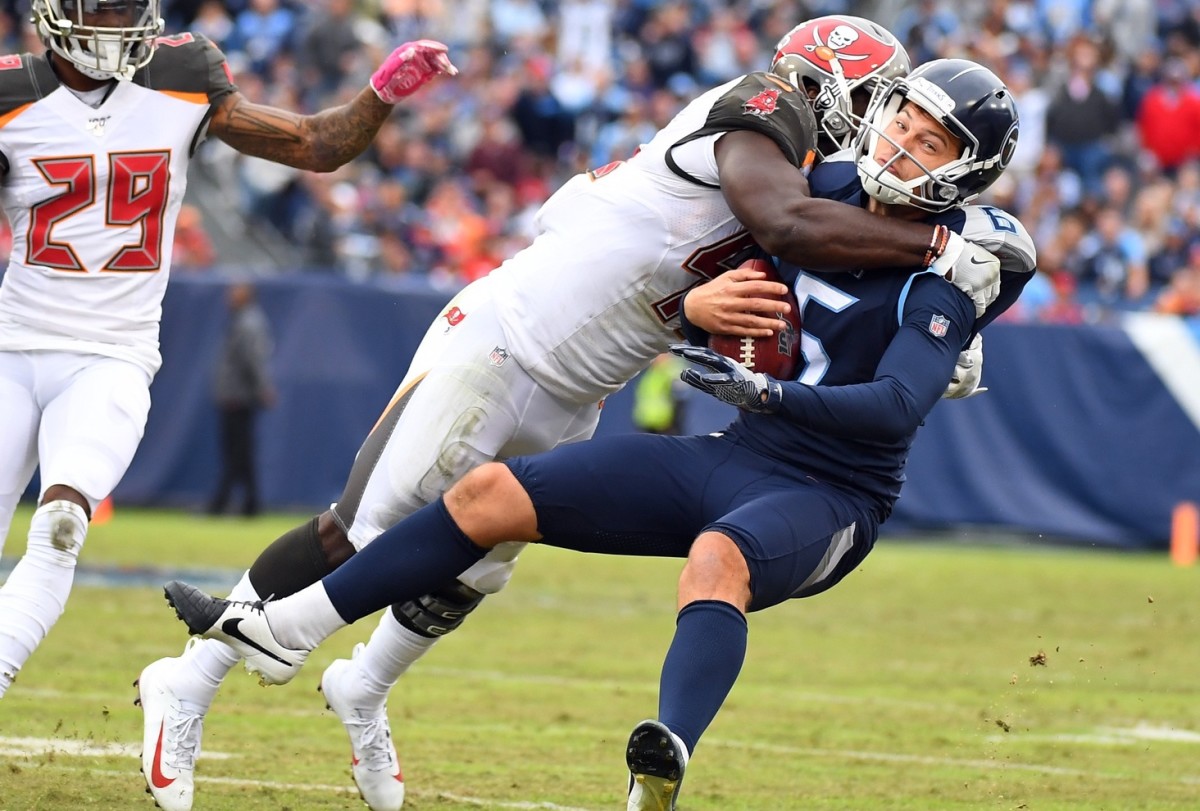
[[490, 72, 816, 404], [0, 34, 236, 376]]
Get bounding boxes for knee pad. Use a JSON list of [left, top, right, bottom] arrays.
[[456, 541, 524, 594], [248, 517, 331, 599], [392, 579, 486, 638], [30, 500, 88, 563]]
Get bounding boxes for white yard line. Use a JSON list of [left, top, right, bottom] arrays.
[[0, 736, 232, 760], [15, 764, 599, 810], [7, 722, 1200, 804]]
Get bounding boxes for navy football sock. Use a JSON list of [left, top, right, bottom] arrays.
[[657, 599, 748, 755], [323, 498, 487, 623]]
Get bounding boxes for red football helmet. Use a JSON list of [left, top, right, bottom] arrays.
[[771, 15, 910, 159]]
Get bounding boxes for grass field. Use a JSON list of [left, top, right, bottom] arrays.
[[1, 505, 1198, 811]]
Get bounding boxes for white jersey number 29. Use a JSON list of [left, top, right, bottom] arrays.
[[29, 151, 170, 272]]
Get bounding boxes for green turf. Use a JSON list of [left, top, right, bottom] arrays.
[[1, 505, 1197, 810]]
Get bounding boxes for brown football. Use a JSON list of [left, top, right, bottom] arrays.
[[708, 257, 802, 380]]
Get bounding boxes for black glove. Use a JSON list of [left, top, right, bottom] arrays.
[[669, 344, 783, 414]]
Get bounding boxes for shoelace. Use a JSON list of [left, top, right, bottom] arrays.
[[164, 710, 203, 770], [349, 712, 396, 772]]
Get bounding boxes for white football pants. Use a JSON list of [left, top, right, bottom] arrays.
[[333, 275, 602, 594], [0, 349, 151, 551]]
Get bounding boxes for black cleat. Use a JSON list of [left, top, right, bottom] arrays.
[[626, 719, 688, 810]]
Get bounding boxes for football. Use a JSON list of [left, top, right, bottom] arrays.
[[708, 257, 802, 380]]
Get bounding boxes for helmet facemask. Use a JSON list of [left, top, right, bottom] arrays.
[[854, 76, 980, 212], [34, 0, 164, 82]]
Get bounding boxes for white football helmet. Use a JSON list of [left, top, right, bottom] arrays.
[[33, 0, 164, 82]]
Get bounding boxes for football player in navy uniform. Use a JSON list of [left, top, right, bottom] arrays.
[[0, 0, 454, 805], [162, 58, 1035, 811]]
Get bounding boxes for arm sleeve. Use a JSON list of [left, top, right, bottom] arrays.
[[772, 276, 975, 441]]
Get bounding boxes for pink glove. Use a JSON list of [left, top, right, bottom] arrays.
[[370, 40, 458, 104]]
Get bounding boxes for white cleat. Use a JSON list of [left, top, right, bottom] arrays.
[[135, 656, 203, 811], [626, 719, 689, 811], [163, 580, 309, 686], [320, 644, 405, 811]]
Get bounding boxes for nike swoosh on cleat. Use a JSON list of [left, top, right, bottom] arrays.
[[350, 755, 403, 780], [221, 618, 294, 666], [151, 724, 176, 789]]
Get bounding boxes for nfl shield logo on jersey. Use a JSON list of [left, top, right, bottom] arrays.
[[489, 346, 509, 366], [928, 315, 949, 338]]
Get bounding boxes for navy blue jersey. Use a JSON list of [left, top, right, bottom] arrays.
[[726, 262, 973, 513]]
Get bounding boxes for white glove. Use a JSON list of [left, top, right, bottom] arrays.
[[929, 232, 1001, 319], [943, 333, 987, 399]]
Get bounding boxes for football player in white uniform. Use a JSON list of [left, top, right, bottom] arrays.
[[0, 0, 454, 709], [136, 15, 1003, 811]]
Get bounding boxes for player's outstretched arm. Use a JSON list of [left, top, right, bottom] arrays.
[[207, 40, 457, 172]]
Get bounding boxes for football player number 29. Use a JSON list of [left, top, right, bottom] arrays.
[[28, 151, 170, 272]]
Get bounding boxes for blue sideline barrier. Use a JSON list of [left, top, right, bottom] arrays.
[[19, 274, 1200, 548]]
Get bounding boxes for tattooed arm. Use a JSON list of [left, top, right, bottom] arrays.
[[205, 40, 455, 173], [206, 87, 391, 173]]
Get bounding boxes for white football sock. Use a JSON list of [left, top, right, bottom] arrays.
[[351, 610, 438, 709], [169, 571, 260, 712], [0, 500, 88, 698], [264, 583, 346, 650]]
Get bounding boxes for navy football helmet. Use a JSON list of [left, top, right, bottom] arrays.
[[853, 58, 1019, 212]]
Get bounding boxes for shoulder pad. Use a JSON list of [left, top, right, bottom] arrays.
[[958, 205, 1037, 276], [681, 72, 818, 172], [0, 54, 57, 119], [133, 32, 236, 105]]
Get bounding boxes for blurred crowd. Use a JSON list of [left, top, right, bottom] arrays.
[[2, 0, 1199, 322]]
